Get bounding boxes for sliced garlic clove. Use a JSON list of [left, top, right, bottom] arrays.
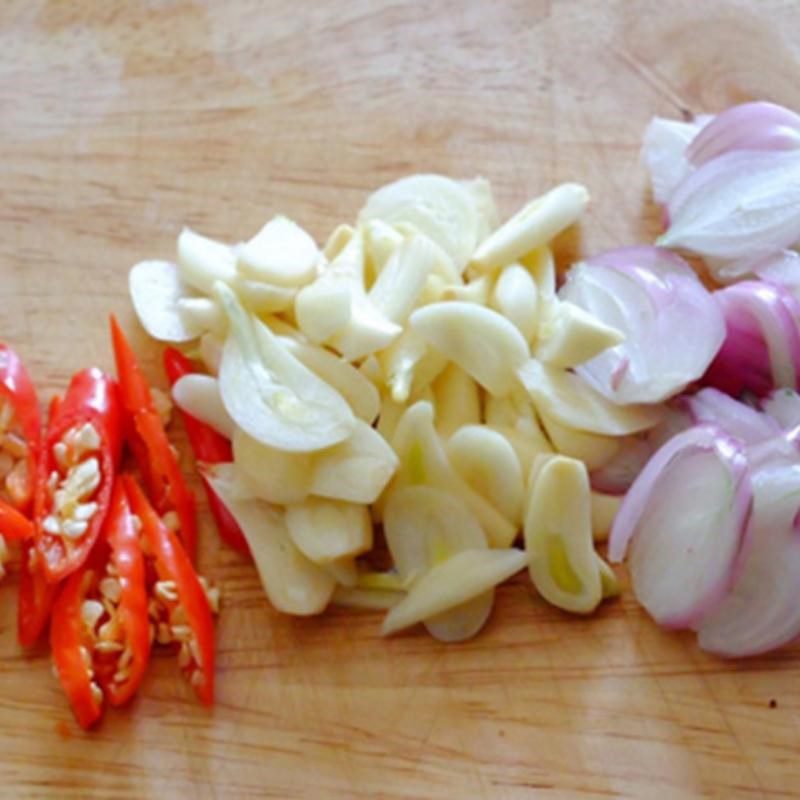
[[363, 218, 404, 283], [424, 590, 494, 643], [471, 183, 590, 272], [206, 468, 334, 616], [236, 216, 319, 288], [389, 401, 517, 548], [524, 455, 602, 614], [383, 485, 487, 582], [285, 498, 373, 564], [431, 363, 481, 439], [368, 235, 439, 324], [410, 302, 529, 397], [322, 224, 355, 262], [323, 557, 359, 587], [176, 297, 227, 338], [446, 425, 525, 526], [232, 428, 312, 505], [282, 339, 380, 424], [216, 283, 355, 452], [462, 176, 500, 244], [232, 276, 296, 314], [199, 332, 224, 375], [518, 359, 663, 436], [359, 174, 480, 272], [177, 228, 237, 294], [172, 374, 235, 439], [310, 419, 399, 504], [538, 412, 620, 471], [590, 491, 621, 543], [520, 246, 556, 300], [535, 299, 624, 369], [378, 328, 448, 405], [129, 260, 204, 343], [440, 275, 491, 305], [381, 548, 527, 636], [491, 263, 539, 343]]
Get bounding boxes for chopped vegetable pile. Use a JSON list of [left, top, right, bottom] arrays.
[[3, 99, 800, 730]]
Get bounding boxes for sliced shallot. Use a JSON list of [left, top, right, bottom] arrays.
[[608, 425, 752, 629]]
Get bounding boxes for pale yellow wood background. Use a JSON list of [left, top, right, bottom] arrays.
[[2, 1, 800, 798]]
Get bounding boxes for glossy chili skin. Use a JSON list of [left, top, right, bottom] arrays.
[[51, 483, 151, 728], [110, 318, 197, 561], [124, 475, 214, 706], [51, 558, 105, 729], [34, 368, 122, 583], [18, 396, 61, 647], [102, 481, 151, 707], [163, 347, 249, 556], [0, 344, 41, 512], [0, 497, 34, 541]]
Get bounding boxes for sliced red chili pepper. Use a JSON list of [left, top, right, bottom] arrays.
[[110, 317, 197, 561], [163, 347, 249, 556], [51, 482, 151, 728], [124, 475, 214, 706], [18, 397, 61, 647], [0, 344, 41, 512], [17, 542, 57, 647], [34, 368, 122, 583], [51, 556, 105, 729], [0, 497, 34, 541]]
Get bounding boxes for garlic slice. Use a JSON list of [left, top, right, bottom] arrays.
[[538, 412, 620, 471], [383, 485, 487, 582], [232, 428, 312, 505], [177, 228, 237, 294], [518, 360, 663, 436], [524, 455, 602, 614], [423, 592, 494, 643], [389, 401, 517, 548], [172, 374, 235, 439], [129, 260, 204, 343], [381, 549, 527, 636], [410, 302, 529, 397], [534, 299, 624, 369], [206, 466, 335, 615], [285, 498, 372, 564], [359, 174, 480, 271], [446, 425, 524, 526], [471, 183, 590, 272], [491, 263, 539, 343], [237, 216, 319, 288], [378, 328, 448, 405], [310, 419, 399, 504], [431, 363, 481, 439], [216, 281, 355, 452]]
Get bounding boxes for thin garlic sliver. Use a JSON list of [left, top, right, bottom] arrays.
[[177, 228, 237, 294], [535, 299, 624, 369], [491, 263, 539, 343], [538, 411, 620, 471], [310, 419, 398, 505], [524, 455, 602, 614], [285, 498, 372, 564], [446, 425, 524, 526], [237, 215, 319, 288], [381, 549, 528, 636], [431, 363, 481, 439], [232, 428, 312, 505], [410, 302, 529, 397], [389, 401, 517, 548], [383, 485, 487, 582], [206, 466, 334, 615], [471, 183, 590, 272]]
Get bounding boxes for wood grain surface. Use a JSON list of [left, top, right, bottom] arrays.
[[2, 1, 800, 797]]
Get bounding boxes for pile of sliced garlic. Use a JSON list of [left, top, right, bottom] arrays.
[[129, 174, 655, 641]]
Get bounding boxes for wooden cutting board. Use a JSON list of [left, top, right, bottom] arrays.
[[2, 1, 799, 797]]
